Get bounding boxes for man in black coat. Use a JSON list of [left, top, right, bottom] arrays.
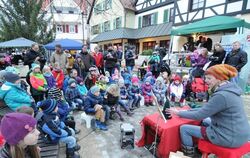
[[104, 45, 117, 75], [225, 41, 248, 83], [225, 41, 248, 72], [78, 45, 95, 79], [24, 43, 45, 69]]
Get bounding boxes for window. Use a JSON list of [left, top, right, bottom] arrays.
[[160, 40, 170, 48], [69, 25, 75, 33], [169, 8, 174, 22], [68, 10, 74, 14], [163, 9, 169, 23], [56, 25, 63, 33], [56, 10, 62, 13], [115, 17, 122, 29], [142, 12, 158, 27], [104, 21, 110, 32], [143, 41, 156, 51], [104, 0, 112, 10], [92, 25, 100, 35], [94, 3, 103, 14], [191, 0, 204, 10]]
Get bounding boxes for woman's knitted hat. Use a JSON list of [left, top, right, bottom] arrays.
[[68, 78, 76, 85], [31, 63, 40, 70], [173, 75, 182, 82], [4, 72, 20, 83], [205, 64, 237, 81], [90, 85, 100, 94], [38, 99, 57, 114], [131, 77, 139, 84], [0, 113, 37, 145]]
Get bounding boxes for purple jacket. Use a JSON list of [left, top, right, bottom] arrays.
[[196, 55, 207, 68], [44, 75, 56, 89], [142, 84, 153, 96]]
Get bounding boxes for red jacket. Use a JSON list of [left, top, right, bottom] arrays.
[[52, 70, 64, 89], [93, 52, 104, 68]]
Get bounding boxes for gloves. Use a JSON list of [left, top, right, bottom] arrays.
[[64, 127, 72, 136]]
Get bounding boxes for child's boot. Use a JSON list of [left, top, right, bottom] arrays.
[[66, 148, 80, 158], [99, 122, 108, 131], [74, 144, 81, 151]]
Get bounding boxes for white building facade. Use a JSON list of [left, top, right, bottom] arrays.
[[43, 0, 88, 43]]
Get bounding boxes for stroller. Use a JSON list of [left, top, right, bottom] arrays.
[[190, 77, 209, 102]]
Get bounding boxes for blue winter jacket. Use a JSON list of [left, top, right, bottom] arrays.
[[84, 91, 103, 113], [57, 100, 71, 121], [0, 82, 32, 110], [41, 112, 68, 142]]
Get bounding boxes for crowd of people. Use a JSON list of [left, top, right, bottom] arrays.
[[0, 39, 249, 158]]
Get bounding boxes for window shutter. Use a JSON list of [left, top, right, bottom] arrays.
[[113, 19, 116, 29], [163, 9, 169, 23], [66, 25, 69, 33], [75, 25, 78, 33], [62, 25, 65, 33], [138, 16, 142, 28], [154, 12, 158, 25]]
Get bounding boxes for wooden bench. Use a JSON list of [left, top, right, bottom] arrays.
[[38, 136, 60, 158]]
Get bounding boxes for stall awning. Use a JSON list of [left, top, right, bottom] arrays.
[[44, 39, 83, 50], [0, 37, 36, 48], [171, 16, 250, 36], [91, 23, 172, 43]]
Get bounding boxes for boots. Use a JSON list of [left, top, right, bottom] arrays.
[[66, 148, 80, 158], [95, 120, 108, 131], [74, 144, 81, 151], [181, 144, 195, 157], [181, 144, 201, 158]]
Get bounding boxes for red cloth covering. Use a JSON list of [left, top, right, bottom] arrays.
[[198, 139, 250, 158], [136, 107, 200, 158]]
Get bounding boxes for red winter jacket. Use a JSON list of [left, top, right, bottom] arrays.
[[52, 70, 64, 89], [93, 52, 104, 68]]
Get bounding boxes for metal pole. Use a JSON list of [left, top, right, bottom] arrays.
[[82, 12, 85, 44]]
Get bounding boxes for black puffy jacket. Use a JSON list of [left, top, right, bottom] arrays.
[[104, 50, 117, 68], [225, 49, 248, 72]]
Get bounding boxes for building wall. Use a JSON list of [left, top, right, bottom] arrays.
[[89, 0, 137, 41], [174, 0, 250, 25], [135, 3, 174, 29], [44, 0, 88, 42], [125, 10, 136, 28]]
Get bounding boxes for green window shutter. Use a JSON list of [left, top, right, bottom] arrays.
[[113, 19, 116, 29], [163, 9, 169, 23], [154, 12, 158, 25], [138, 16, 142, 28]]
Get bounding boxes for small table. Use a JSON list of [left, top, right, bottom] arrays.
[[136, 109, 200, 158]]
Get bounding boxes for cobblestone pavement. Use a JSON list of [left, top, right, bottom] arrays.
[[58, 95, 250, 158]]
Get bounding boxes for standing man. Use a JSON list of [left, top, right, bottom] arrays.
[[78, 45, 95, 79], [225, 41, 248, 83], [104, 44, 117, 75], [24, 43, 46, 70], [50, 44, 68, 73], [125, 45, 136, 73], [116, 46, 123, 70]]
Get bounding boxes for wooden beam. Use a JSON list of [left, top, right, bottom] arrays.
[[87, 0, 96, 24]]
